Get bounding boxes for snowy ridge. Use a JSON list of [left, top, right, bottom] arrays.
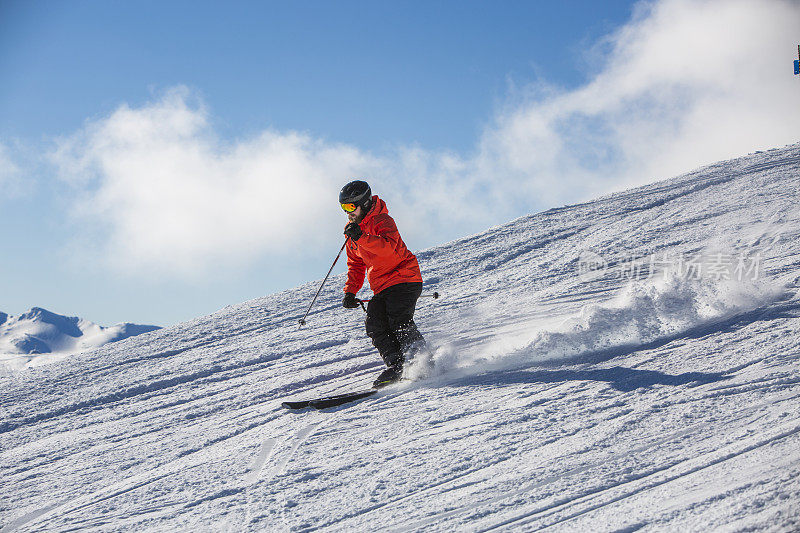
[[0, 307, 160, 370], [1, 144, 800, 531]]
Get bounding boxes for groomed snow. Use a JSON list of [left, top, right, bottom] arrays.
[[1, 144, 799, 531]]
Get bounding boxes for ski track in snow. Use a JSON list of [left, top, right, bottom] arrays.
[[2, 145, 800, 531]]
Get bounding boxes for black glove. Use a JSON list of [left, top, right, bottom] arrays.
[[344, 222, 363, 241], [342, 292, 360, 309]]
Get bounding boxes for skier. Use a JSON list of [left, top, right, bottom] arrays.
[[339, 180, 428, 388]]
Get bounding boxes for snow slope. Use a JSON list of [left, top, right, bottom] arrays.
[[2, 144, 800, 531], [0, 307, 160, 371]]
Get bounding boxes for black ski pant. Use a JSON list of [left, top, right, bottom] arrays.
[[365, 282, 426, 368]]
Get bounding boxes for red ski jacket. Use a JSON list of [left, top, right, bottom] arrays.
[[344, 195, 423, 296]]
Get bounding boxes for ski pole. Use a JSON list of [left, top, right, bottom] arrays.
[[299, 241, 347, 326]]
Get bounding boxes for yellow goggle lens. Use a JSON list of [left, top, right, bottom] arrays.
[[341, 202, 357, 213]]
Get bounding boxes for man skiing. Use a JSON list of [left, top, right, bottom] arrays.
[[339, 180, 428, 388]]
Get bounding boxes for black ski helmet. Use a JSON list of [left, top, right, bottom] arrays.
[[339, 180, 372, 211]]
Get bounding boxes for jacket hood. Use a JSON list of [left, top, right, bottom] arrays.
[[361, 195, 387, 224]]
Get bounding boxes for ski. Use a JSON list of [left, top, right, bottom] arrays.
[[282, 389, 378, 410]]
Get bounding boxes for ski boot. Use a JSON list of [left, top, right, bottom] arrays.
[[373, 364, 403, 388]]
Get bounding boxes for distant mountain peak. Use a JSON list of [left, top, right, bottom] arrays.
[[0, 307, 161, 359], [18, 307, 83, 338]]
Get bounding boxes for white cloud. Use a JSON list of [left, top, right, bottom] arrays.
[[50, 0, 800, 279], [52, 88, 381, 277], [475, 0, 800, 199]]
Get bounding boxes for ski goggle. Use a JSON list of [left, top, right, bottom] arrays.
[[341, 202, 358, 213]]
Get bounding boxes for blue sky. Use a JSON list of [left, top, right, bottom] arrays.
[[1, 1, 632, 152], [1, 0, 798, 327]]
